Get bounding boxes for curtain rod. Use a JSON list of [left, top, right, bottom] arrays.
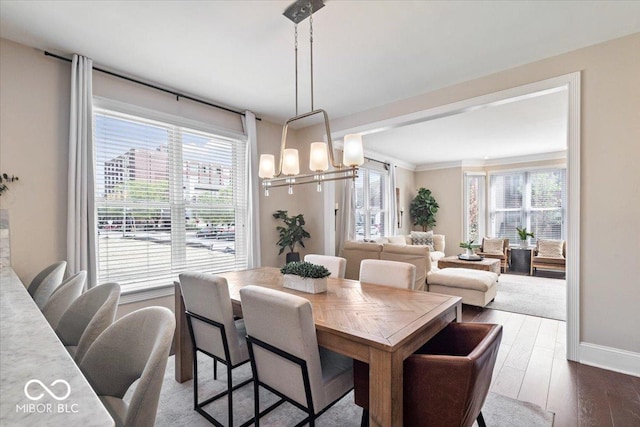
[[44, 51, 261, 121], [364, 156, 391, 168]]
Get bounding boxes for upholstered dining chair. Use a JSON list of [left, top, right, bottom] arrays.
[[179, 272, 253, 427], [56, 282, 121, 363], [28, 261, 67, 309], [240, 285, 354, 427], [41, 271, 86, 329], [303, 254, 347, 278], [354, 322, 503, 427], [79, 307, 175, 427], [359, 259, 416, 289]]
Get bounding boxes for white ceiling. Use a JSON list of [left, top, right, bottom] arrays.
[[1, 1, 639, 166]]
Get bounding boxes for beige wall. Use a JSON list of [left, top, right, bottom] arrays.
[[414, 167, 463, 256], [0, 40, 70, 284], [301, 33, 640, 355]]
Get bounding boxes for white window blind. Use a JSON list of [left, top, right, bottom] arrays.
[[489, 168, 566, 244], [354, 162, 389, 240], [94, 107, 248, 292], [463, 173, 486, 243]]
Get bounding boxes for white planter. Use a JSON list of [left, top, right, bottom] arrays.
[[283, 274, 327, 294]]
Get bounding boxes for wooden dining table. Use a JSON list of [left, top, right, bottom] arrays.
[[173, 266, 462, 427]]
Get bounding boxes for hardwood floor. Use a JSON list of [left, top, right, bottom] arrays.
[[462, 306, 640, 426]]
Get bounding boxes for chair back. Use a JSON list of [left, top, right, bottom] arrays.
[[80, 307, 175, 427], [29, 261, 67, 308], [359, 259, 416, 289], [304, 254, 347, 278], [42, 271, 87, 329], [179, 272, 245, 365], [56, 282, 121, 362], [240, 285, 327, 412]]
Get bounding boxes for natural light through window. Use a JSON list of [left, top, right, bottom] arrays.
[[354, 163, 389, 240], [93, 106, 248, 292]]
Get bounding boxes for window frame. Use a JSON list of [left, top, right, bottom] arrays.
[[92, 98, 248, 297], [488, 166, 567, 245], [354, 162, 390, 241], [463, 172, 486, 243]]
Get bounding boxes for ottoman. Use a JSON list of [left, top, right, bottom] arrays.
[[427, 268, 498, 307]]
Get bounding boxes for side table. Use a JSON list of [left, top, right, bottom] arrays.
[[510, 248, 533, 274]]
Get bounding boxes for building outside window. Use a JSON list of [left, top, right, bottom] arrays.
[[94, 106, 248, 292], [489, 168, 566, 244], [354, 163, 389, 240]]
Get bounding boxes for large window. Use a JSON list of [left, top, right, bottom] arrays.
[[354, 163, 389, 240], [464, 172, 486, 243], [94, 106, 248, 292], [489, 168, 566, 244]]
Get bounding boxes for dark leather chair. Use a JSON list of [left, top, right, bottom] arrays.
[[354, 322, 502, 427]]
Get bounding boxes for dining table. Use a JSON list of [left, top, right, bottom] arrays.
[[0, 266, 114, 427], [173, 266, 462, 427]]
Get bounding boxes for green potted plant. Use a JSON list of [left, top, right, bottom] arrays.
[[409, 188, 439, 231], [459, 240, 475, 256], [273, 210, 311, 263], [516, 226, 534, 247], [0, 173, 19, 196], [280, 261, 331, 294]]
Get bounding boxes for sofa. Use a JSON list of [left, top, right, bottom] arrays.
[[342, 235, 498, 307], [342, 234, 445, 291]]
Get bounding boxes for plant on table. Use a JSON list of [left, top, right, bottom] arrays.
[[459, 240, 476, 256], [280, 261, 331, 279], [516, 227, 534, 247]]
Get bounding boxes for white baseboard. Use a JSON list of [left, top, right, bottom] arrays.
[[580, 342, 640, 377]]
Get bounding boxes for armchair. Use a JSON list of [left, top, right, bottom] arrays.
[[531, 239, 566, 276], [476, 238, 510, 273]]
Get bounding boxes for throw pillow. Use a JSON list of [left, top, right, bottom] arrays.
[[410, 231, 434, 250], [537, 239, 564, 258], [483, 238, 505, 255]]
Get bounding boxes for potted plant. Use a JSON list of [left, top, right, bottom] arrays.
[[516, 227, 534, 248], [409, 188, 439, 231], [273, 210, 311, 263], [459, 240, 475, 256], [280, 261, 331, 294], [0, 173, 19, 196]]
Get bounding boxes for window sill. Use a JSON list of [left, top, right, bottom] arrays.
[[119, 283, 175, 305]]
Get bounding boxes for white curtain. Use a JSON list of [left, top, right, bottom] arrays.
[[67, 54, 97, 287], [388, 164, 398, 235], [337, 179, 355, 256], [243, 111, 261, 268]]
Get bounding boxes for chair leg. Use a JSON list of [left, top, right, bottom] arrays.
[[477, 411, 487, 427], [214, 359, 217, 380], [227, 364, 233, 427], [253, 378, 260, 427], [192, 350, 199, 410], [361, 409, 369, 427]]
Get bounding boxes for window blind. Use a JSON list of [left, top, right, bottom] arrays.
[[489, 168, 566, 243], [94, 108, 248, 292], [354, 163, 388, 240]]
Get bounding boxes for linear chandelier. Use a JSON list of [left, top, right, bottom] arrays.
[[258, 0, 364, 196]]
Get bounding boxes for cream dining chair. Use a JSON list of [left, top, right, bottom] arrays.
[[179, 272, 253, 427], [240, 285, 354, 427], [359, 259, 416, 289], [41, 271, 86, 329], [56, 282, 121, 362], [303, 254, 347, 278], [28, 261, 67, 309], [79, 307, 175, 427]]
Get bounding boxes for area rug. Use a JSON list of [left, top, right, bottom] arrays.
[[487, 274, 566, 321], [151, 356, 554, 426]]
